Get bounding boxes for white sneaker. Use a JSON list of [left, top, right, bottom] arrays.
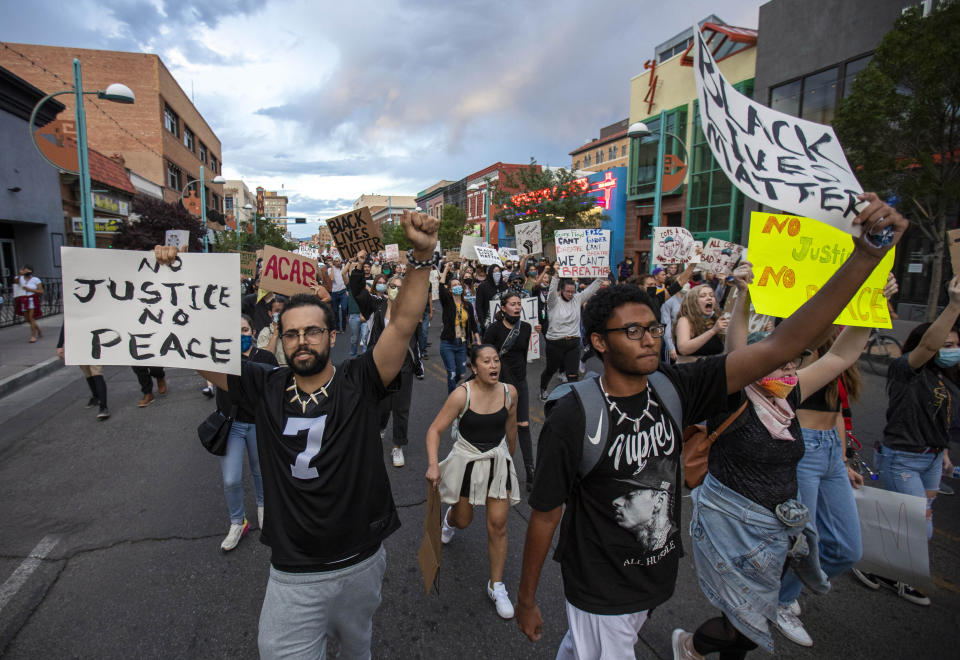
[[441, 507, 455, 544], [257, 506, 264, 529], [392, 447, 405, 467], [671, 629, 703, 660], [220, 519, 249, 552], [379, 428, 386, 441], [785, 599, 801, 617], [776, 606, 813, 647], [486, 581, 515, 619]]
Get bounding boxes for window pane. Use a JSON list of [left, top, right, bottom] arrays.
[[689, 173, 710, 207], [711, 174, 732, 206], [688, 207, 708, 233], [801, 67, 839, 124], [842, 54, 872, 98], [708, 205, 730, 232], [770, 80, 801, 117]]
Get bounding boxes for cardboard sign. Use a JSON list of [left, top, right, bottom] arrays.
[[700, 238, 744, 276], [417, 485, 442, 595], [498, 247, 519, 263], [61, 247, 240, 374], [259, 245, 319, 297], [652, 227, 697, 265], [747, 212, 894, 328], [693, 26, 863, 234], [555, 229, 610, 278], [948, 228, 960, 277], [164, 230, 190, 252], [854, 486, 931, 591], [460, 235, 482, 259], [444, 250, 460, 262], [474, 245, 502, 266], [385, 244, 400, 262], [326, 207, 384, 259], [239, 251, 257, 279], [515, 220, 543, 256]]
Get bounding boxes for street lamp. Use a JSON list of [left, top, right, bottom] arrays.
[[467, 179, 492, 244], [628, 115, 688, 233], [28, 59, 134, 248], [180, 167, 226, 252]]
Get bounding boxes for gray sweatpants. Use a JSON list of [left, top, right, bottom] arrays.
[[258, 545, 387, 660]]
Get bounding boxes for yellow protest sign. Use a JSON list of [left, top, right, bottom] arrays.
[[747, 212, 895, 329]]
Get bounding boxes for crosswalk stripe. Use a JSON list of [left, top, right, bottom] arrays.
[[0, 535, 60, 614]]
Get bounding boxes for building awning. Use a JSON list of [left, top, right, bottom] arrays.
[[680, 22, 757, 67]]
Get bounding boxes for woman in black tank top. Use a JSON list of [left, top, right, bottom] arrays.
[[675, 284, 728, 363], [425, 345, 519, 620]]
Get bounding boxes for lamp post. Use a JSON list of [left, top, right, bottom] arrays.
[[627, 113, 688, 233], [181, 166, 226, 252], [28, 59, 134, 248], [467, 179, 492, 244]]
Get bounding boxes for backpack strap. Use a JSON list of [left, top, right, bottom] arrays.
[[647, 370, 683, 434]]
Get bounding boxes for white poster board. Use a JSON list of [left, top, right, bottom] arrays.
[[652, 227, 697, 266], [164, 230, 190, 252], [474, 245, 502, 266], [693, 25, 863, 233], [700, 237, 745, 276], [555, 229, 610, 278], [853, 486, 931, 590], [460, 235, 482, 258], [515, 220, 543, 256], [385, 243, 400, 261], [498, 247, 519, 263], [488, 296, 540, 362], [61, 247, 241, 374]]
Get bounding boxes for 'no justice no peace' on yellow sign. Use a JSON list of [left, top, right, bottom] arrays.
[[747, 212, 895, 329]]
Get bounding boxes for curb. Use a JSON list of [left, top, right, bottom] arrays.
[[0, 357, 64, 400]]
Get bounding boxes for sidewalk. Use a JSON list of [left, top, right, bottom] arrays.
[[0, 315, 64, 399]]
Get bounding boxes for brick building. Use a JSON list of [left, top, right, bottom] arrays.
[[465, 162, 540, 246], [569, 119, 630, 173], [60, 149, 137, 248], [262, 191, 288, 224], [0, 42, 225, 224]]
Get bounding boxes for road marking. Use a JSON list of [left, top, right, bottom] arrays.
[[0, 535, 60, 614], [932, 574, 960, 594], [934, 528, 960, 543]]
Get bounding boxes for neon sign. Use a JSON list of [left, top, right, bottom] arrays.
[[589, 171, 618, 209], [509, 178, 589, 207]]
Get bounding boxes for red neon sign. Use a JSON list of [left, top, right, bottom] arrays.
[[509, 178, 589, 207], [589, 171, 618, 209]]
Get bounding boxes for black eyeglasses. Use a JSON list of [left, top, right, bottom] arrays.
[[603, 323, 666, 340], [280, 326, 330, 346]]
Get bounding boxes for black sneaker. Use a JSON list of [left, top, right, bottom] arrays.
[[938, 481, 954, 495], [97, 407, 110, 420], [863, 571, 932, 606], [851, 568, 880, 590], [85, 397, 100, 408]]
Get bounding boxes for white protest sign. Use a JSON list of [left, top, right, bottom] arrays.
[[295, 246, 319, 260], [385, 243, 400, 261], [61, 247, 241, 374], [460, 235, 482, 258], [488, 296, 540, 361], [854, 486, 931, 591], [693, 26, 863, 233], [164, 230, 190, 252], [555, 229, 610, 278], [689, 241, 703, 263], [498, 247, 519, 263], [528, 331, 541, 361], [700, 237, 745, 276], [474, 245, 502, 266], [515, 220, 543, 256], [652, 227, 696, 266]]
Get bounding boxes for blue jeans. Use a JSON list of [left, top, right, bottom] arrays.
[[420, 307, 431, 354], [360, 319, 371, 352], [348, 313, 364, 357], [779, 428, 862, 606], [440, 339, 467, 393], [330, 289, 348, 330], [219, 421, 264, 524], [877, 445, 943, 539]]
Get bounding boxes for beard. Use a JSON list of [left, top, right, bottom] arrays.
[[286, 345, 330, 376], [604, 345, 660, 376]]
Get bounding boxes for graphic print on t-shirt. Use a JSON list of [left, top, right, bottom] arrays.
[[284, 415, 328, 479]]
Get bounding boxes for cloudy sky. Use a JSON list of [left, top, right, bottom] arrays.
[[3, 0, 762, 238]]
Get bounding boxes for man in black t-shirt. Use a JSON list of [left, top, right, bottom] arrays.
[[154, 210, 440, 659], [515, 193, 907, 659]]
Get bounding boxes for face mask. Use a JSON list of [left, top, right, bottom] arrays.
[[702, 310, 715, 319], [240, 335, 254, 352], [504, 313, 521, 324], [492, 272, 501, 284], [375, 283, 387, 293], [272, 312, 280, 323], [528, 270, 537, 278], [758, 375, 798, 399], [935, 348, 960, 367], [646, 286, 658, 298], [383, 268, 391, 276], [464, 278, 474, 286], [451, 285, 464, 296], [387, 287, 399, 301]]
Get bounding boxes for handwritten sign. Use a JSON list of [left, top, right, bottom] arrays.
[[555, 229, 610, 278], [61, 247, 240, 374], [747, 212, 894, 328], [164, 230, 190, 252], [515, 220, 543, 256], [474, 245, 502, 266], [239, 251, 257, 279], [693, 26, 863, 234], [700, 238, 744, 276], [326, 207, 384, 259], [460, 235, 482, 259], [498, 247, 519, 263], [445, 250, 460, 262], [948, 228, 960, 277], [259, 245, 319, 297], [652, 227, 696, 266], [488, 296, 540, 361], [854, 486, 931, 591], [385, 244, 400, 262]]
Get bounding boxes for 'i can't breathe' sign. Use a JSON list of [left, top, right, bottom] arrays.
[[61, 247, 241, 374]]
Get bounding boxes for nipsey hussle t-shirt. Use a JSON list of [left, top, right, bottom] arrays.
[[530, 356, 731, 614]]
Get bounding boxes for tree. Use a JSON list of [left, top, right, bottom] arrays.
[[211, 215, 296, 253], [114, 195, 205, 251], [833, 3, 960, 320], [438, 205, 467, 253], [491, 160, 607, 239], [379, 220, 412, 251]]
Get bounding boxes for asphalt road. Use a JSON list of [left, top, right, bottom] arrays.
[[1, 307, 958, 659]]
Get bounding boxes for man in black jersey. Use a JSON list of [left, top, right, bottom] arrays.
[[155, 210, 439, 659]]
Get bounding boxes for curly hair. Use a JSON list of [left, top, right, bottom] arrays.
[[676, 284, 720, 343], [582, 284, 661, 339]]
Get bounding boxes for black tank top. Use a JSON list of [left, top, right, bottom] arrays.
[[459, 385, 509, 451], [799, 382, 839, 412]]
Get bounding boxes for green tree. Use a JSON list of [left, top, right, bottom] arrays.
[[491, 160, 606, 239], [379, 220, 412, 251], [212, 215, 296, 253], [833, 2, 960, 320], [438, 205, 467, 253]]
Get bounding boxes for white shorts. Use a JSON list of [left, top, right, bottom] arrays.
[[556, 599, 649, 659]]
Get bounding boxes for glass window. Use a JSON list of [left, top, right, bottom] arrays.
[[164, 105, 179, 137], [574, 160, 580, 170], [770, 79, 801, 117], [224, 196, 234, 211], [842, 54, 872, 98], [183, 126, 195, 152], [688, 207, 708, 233], [198, 142, 207, 164], [708, 205, 730, 232], [166, 162, 181, 190], [621, 145, 627, 158], [800, 67, 839, 124], [210, 156, 218, 174]]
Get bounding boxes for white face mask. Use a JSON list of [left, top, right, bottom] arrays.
[[492, 272, 501, 284]]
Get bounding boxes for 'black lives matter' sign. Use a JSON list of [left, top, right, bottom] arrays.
[[693, 26, 863, 234], [61, 247, 241, 375], [327, 206, 384, 260]]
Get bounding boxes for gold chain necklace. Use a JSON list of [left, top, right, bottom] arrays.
[[286, 368, 336, 414]]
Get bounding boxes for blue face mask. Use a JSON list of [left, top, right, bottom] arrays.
[[376, 283, 387, 293], [240, 335, 254, 352], [935, 348, 960, 367], [451, 285, 464, 296]]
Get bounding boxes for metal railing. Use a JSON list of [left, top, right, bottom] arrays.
[[0, 278, 63, 329]]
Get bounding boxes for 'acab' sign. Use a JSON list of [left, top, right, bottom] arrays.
[[259, 245, 318, 297]]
